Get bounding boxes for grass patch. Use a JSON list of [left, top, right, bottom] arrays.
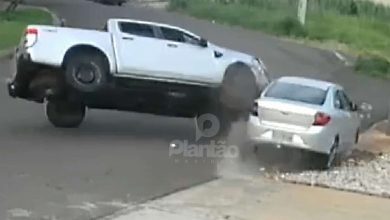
[[169, 0, 390, 77], [355, 55, 390, 78], [0, 9, 52, 51], [169, 0, 306, 37]]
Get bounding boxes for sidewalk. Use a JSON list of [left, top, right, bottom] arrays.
[[108, 121, 390, 220], [110, 177, 390, 220]]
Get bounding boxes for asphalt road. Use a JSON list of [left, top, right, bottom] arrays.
[[1, 0, 390, 219]]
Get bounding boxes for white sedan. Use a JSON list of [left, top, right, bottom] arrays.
[[248, 76, 361, 169]]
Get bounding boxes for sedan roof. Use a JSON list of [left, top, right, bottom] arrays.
[[277, 76, 339, 91]]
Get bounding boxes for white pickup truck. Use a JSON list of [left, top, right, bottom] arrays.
[[8, 18, 269, 133]]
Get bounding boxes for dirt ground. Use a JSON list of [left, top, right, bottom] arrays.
[[357, 120, 390, 155]]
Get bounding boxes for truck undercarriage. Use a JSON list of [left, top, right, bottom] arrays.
[[8, 57, 218, 119]]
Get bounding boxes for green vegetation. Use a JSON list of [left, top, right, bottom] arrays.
[[0, 9, 52, 51], [355, 55, 390, 78], [169, 0, 390, 77]]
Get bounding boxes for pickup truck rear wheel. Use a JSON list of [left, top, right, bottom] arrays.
[[65, 51, 108, 93], [46, 101, 86, 128]]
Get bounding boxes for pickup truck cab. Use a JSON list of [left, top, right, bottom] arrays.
[[8, 18, 269, 134]]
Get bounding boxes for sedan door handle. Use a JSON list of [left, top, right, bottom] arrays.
[[167, 43, 178, 48], [122, 36, 134, 41]]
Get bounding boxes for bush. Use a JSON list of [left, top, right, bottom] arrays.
[[355, 55, 390, 78]]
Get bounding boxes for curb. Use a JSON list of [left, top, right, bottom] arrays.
[[0, 5, 61, 60], [282, 178, 390, 199], [99, 178, 218, 220]]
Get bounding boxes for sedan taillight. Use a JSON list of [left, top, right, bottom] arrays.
[[313, 112, 331, 126]]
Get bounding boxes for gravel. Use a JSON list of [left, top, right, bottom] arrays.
[[277, 153, 390, 198]]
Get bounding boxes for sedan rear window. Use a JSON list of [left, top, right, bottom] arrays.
[[264, 82, 327, 105]]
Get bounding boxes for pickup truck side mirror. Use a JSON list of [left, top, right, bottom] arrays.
[[199, 38, 208, 48]]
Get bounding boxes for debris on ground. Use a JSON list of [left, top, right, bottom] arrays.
[[274, 121, 390, 198]]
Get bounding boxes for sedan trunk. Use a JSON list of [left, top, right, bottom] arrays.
[[257, 98, 320, 129]]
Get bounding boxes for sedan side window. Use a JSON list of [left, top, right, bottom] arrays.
[[334, 91, 343, 110], [340, 91, 353, 111], [335, 90, 351, 111], [119, 22, 155, 38]]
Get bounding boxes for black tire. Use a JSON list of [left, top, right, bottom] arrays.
[[195, 99, 251, 140], [65, 51, 108, 93], [316, 137, 339, 170], [201, 62, 256, 139], [220, 62, 258, 112], [46, 101, 86, 128], [195, 104, 235, 140], [355, 129, 360, 144]]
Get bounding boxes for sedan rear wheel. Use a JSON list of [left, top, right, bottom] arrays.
[[355, 129, 360, 144], [317, 137, 339, 170]]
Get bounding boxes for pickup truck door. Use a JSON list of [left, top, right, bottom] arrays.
[[156, 26, 220, 84], [113, 21, 163, 77]]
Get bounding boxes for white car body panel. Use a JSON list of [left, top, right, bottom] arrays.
[[23, 19, 268, 88], [25, 25, 117, 73]]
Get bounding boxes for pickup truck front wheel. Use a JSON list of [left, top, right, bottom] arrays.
[[220, 62, 257, 112], [196, 98, 250, 140], [46, 101, 86, 128], [65, 51, 108, 93]]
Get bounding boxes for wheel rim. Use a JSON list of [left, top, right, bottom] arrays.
[[75, 65, 96, 84]]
